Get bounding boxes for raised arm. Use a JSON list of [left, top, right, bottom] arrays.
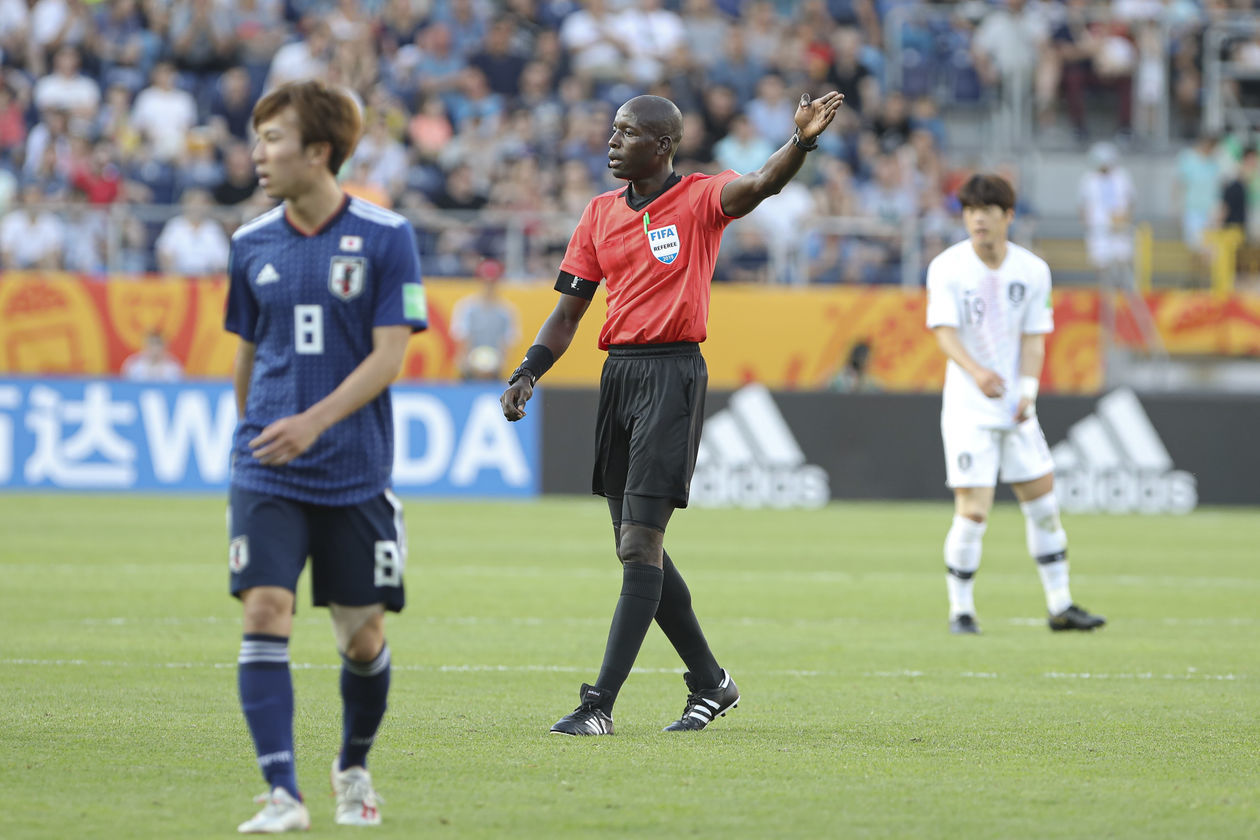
[[719, 91, 844, 219], [501, 293, 591, 421]]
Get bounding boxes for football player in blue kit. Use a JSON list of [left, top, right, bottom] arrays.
[[224, 80, 428, 833]]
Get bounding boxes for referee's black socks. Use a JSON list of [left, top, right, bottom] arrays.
[[655, 551, 724, 689], [594, 562, 663, 711]]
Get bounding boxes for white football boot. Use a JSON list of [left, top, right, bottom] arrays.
[[331, 759, 383, 826], [237, 787, 310, 834]]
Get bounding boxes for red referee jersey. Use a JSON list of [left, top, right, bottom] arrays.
[[560, 170, 740, 349]]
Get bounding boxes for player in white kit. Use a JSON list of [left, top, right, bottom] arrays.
[[926, 174, 1105, 635]]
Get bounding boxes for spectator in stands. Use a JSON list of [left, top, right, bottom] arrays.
[[91, 0, 152, 95], [228, 0, 286, 91], [1176, 133, 1223, 269], [0, 0, 29, 70], [28, 0, 94, 77], [177, 127, 226, 195], [1079, 141, 1135, 283], [828, 26, 875, 116], [1219, 144, 1259, 284], [435, 0, 489, 59], [169, 0, 237, 98], [70, 139, 123, 205], [61, 188, 107, 273], [33, 45, 99, 127], [469, 16, 529, 99], [116, 213, 153, 272], [714, 112, 777, 175], [265, 19, 332, 91], [155, 187, 229, 275], [560, 0, 632, 88], [23, 106, 72, 183], [213, 141, 259, 207], [94, 83, 141, 160], [747, 74, 798, 146], [0, 79, 29, 164], [0, 183, 65, 269], [121, 330, 184, 381], [351, 109, 409, 203], [396, 22, 464, 107], [207, 67, 258, 147], [131, 61, 198, 163], [615, 0, 687, 88], [970, 0, 1050, 144], [432, 162, 488, 212], [1220, 144, 1256, 229], [707, 28, 765, 105], [681, 0, 731, 72]]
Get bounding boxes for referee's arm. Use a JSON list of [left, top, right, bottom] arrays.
[[502, 293, 590, 422]]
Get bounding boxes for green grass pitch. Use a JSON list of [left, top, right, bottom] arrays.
[[1, 495, 1257, 839]]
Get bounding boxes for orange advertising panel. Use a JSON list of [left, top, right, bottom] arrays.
[[1, 273, 1256, 391]]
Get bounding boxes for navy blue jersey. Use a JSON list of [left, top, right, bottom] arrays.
[[225, 196, 428, 505]]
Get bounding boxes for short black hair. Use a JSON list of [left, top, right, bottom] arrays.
[[957, 173, 1016, 213]]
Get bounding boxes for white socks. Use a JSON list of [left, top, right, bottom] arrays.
[[944, 514, 986, 618], [1020, 492, 1073, 615]]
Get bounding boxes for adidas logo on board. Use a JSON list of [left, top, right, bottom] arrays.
[[691, 384, 829, 509], [1051, 388, 1197, 514]]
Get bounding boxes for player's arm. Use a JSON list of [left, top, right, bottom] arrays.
[[1015, 332, 1046, 422], [250, 325, 412, 466], [501, 293, 590, 421], [233, 340, 255, 417], [719, 91, 844, 219], [932, 326, 1005, 399]]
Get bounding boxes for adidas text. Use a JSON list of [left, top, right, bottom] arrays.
[[1051, 388, 1197, 515], [691, 384, 829, 509]]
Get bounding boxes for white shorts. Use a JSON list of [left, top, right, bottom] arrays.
[[1086, 232, 1133, 268], [942, 415, 1055, 488]]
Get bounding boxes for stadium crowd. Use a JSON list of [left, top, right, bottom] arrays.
[[0, 0, 1257, 282]]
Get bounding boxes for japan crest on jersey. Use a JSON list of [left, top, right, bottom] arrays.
[[329, 256, 366, 301], [647, 224, 681, 264]]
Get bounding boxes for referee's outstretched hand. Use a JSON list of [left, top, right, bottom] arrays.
[[501, 379, 533, 422], [794, 90, 844, 141]]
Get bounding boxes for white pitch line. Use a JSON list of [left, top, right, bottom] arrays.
[[70, 615, 1258, 628], [0, 659, 1245, 681]]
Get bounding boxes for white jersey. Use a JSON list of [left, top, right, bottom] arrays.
[[926, 239, 1054, 429]]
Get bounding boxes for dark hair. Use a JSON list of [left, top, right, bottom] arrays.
[[957, 173, 1016, 213], [252, 81, 362, 175]]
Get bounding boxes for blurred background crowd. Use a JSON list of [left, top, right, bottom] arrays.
[[1, 0, 1259, 285]]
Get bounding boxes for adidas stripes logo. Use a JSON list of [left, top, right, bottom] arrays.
[[1051, 388, 1197, 514], [692, 384, 829, 509]]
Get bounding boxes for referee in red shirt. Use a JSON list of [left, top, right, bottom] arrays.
[[501, 91, 843, 736]]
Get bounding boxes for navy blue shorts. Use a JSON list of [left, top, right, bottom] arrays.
[[227, 486, 407, 612]]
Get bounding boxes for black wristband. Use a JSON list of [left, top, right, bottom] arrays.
[[792, 130, 818, 152], [509, 344, 555, 386]]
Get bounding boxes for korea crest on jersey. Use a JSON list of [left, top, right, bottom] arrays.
[[329, 256, 366, 301], [647, 224, 680, 264]]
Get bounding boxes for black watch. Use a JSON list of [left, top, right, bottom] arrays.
[[508, 366, 536, 387], [792, 130, 819, 152]]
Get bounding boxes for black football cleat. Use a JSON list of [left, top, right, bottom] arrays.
[[550, 683, 614, 735], [949, 614, 981, 634], [1048, 604, 1107, 632], [663, 669, 739, 732]]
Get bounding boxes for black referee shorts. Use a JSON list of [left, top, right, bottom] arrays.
[[593, 342, 707, 509]]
